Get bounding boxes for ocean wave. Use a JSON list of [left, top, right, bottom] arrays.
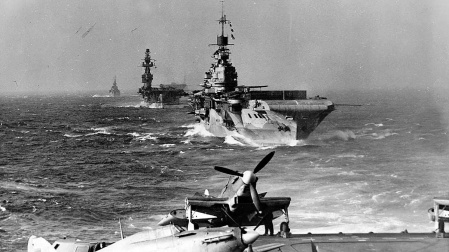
[[87, 127, 113, 135], [117, 102, 148, 108], [131, 132, 157, 141], [92, 94, 111, 98], [358, 129, 398, 139], [64, 133, 83, 138], [184, 123, 215, 137], [224, 135, 246, 146], [322, 130, 356, 141], [365, 122, 384, 127], [337, 171, 359, 176], [334, 154, 365, 159], [369, 131, 398, 139]]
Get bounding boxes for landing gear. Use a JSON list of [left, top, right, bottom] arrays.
[[277, 207, 291, 238], [278, 222, 291, 238]]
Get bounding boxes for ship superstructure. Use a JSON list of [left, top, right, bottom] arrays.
[[109, 76, 120, 97], [138, 49, 186, 108], [189, 5, 335, 144]]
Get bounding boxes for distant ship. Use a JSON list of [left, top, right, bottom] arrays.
[[109, 76, 120, 97], [189, 5, 335, 144], [138, 49, 187, 108]]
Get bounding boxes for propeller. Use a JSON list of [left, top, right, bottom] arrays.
[[214, 151, 275, 213]]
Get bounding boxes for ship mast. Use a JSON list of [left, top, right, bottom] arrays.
[[201, 0, 237, 93], [141, 49, 155, 91], [217, 0, 229, 47]]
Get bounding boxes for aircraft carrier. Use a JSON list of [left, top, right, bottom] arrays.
[[189, 6, 335, 144], [138, 49, 187, 108]]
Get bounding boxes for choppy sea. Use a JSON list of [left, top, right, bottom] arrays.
[[1, 89, 449, 251]]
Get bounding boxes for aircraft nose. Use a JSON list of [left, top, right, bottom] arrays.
[[241, 230, 259, 245], [242, 171, 256, 184]]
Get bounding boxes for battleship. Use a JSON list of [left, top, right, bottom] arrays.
[[189, 6, 335, 144], [138, 49, 187, 108], [109, 76, 120, 97]]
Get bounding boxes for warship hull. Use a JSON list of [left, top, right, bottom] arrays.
[[195, 98, 334, 144], [140, 88, 187, 108]]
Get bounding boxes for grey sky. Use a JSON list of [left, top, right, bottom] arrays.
[[1, 0, 449, 95]]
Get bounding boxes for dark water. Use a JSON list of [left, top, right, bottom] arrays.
[[1, 90, 448, 251]]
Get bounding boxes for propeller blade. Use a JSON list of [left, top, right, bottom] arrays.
[[250, 183, 262, 213], [215, 166, 243, 177], [253, 151, 275, 174]]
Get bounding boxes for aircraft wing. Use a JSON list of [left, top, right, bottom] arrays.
[[187, 196, 290, 216], [245, 243, 284, 252], [258, 197, 291, 208], [186, 196, 229, 207], [186, 197, 230, 220]]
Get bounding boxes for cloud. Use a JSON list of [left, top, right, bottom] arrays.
[[1, 0, 449, 95]]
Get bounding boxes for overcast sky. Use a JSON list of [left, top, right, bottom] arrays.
[[1, 0, 449, 95]]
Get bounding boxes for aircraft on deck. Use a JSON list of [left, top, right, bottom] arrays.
[[158, 151, 291, 234], [27, 224, 284, 252]]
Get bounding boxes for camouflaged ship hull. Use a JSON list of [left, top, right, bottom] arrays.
[[194, 97, 334, 144]]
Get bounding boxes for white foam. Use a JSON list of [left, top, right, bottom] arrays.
[[223, 135, 246, 146], [285, 139, 308, 146], [87, 127, 112, 135], [368, 129, 398, 139], [119, 102, 145, 108], [133, 132, 157, 141], [92, 94, 110, 98], [365, 122, 384, 127], [325, 130, 356, 141], [180, 124, 196, 128], [184, 123, 215, 137], [335, 154, 365, 159], [337, 171, 358, 176], [63, 133, 83, 138]]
